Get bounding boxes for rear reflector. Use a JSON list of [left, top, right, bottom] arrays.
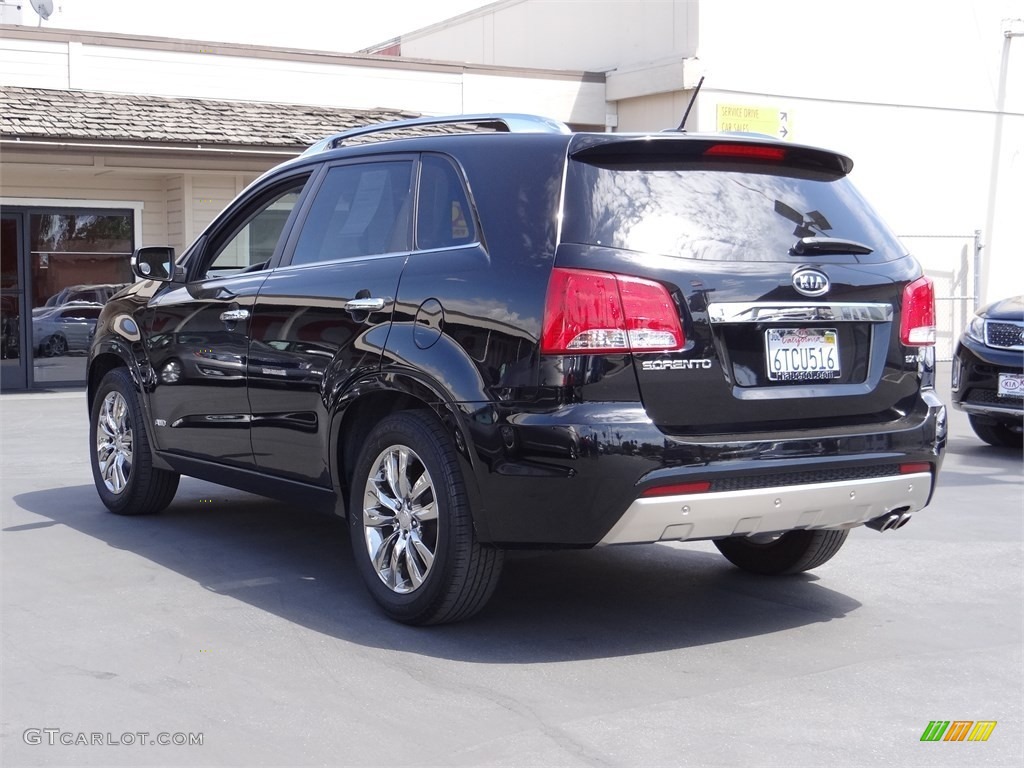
[[703, 144, 787, 162], [640, 481, 712, 498], [900, 276, 936, 346], [541, 268, 684, 354], [899, 463, 931, 475]]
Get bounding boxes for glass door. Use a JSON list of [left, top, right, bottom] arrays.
[[1, 213, 28, 391], [28, 210, 134, 385]]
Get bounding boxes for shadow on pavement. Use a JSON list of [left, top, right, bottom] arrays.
[[11, 481, 862, 663]]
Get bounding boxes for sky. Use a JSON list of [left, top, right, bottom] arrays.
[[17, 0, 498, 53]]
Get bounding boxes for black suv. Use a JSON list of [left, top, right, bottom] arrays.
[[88, 114, 947, 624], [951, 295, 1023, 447]]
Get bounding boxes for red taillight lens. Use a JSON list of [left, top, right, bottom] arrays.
[[541, 268, 684, 354], [703, 144, 787, 162], [617, 275, 685, 350], [900, 276, 936, 346], [640, 481, 712, 498], [899, 462, 931, 475]]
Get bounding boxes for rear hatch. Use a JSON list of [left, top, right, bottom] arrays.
[[554, 134, 934, 435]]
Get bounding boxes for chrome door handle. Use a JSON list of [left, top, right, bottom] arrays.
[[346, 298, 385, 312], [219, 309, 250, 323]]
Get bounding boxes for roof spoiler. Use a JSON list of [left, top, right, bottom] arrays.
[[569, 135, 854, 175]]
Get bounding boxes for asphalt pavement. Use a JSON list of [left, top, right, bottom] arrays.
[[1, 364, 1021, 767]]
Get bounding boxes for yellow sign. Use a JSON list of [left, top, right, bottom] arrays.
[[716, 104, 793, 141]]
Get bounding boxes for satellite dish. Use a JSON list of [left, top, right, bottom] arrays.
[[31, 0, 54, 21]]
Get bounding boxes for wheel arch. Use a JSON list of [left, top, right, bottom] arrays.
[[330, 371, 492, 541], [88, 341, 173, 472], [88, 351, 129, 410]]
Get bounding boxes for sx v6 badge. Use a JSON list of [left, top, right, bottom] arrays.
[[641, 359, 712, 371]]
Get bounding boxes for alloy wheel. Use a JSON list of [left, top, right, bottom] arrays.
[[95, 391, 134, 494], [361, 445, 439, 594]]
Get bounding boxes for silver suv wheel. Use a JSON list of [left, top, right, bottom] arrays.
[[95, 391, 133, 495], [361, 444, 438, 594]]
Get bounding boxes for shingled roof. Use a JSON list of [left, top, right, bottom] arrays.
[[0, 86, 422, 149]]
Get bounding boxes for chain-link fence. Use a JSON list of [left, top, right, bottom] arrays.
[[900, 232, 982, 361]]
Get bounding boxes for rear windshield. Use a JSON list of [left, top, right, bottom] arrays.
[[562, 159, 905, 262]]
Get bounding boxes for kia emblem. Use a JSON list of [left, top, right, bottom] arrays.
[[793, 268, 830, 297]]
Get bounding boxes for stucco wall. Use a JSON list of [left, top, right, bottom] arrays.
[[395, 0, 699, 71]]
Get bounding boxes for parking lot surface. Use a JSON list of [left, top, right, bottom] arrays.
[[1, 365, 1021, 767]]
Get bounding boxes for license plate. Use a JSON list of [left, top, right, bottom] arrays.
[[998, 373, 1024, 398], [766, 328, 841, 381]]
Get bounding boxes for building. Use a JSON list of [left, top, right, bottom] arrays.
[[369, 0, 1023, 337], [0, 25, 603, 389], [2, 0, 1021, 389]]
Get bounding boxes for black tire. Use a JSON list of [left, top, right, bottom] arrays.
[[968, 415, 1023, 449], [714, 528, 849, 575], [349, 410, 503, 625], [90, 367, 180, 515]]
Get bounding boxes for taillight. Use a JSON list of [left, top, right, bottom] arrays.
[[900, 276, 936, 346], [541, 268, 684, 354]]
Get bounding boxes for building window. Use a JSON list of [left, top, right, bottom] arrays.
[[29, 210, 134, 384]]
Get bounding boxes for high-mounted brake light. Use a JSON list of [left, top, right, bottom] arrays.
[[900, 276, 936, 346], [703, 144, 787, 162], [541, 268, 684, 354]]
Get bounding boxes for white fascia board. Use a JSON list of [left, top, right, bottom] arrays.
[[606, 56, 703, 101]]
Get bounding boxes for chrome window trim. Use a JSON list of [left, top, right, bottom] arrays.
[[708, 302, 893, 324]]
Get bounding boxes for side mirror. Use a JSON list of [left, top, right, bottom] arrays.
[[132, 246, 183, 282]]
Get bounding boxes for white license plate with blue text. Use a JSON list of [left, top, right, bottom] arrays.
[[766, 328, 841, 381], [998, 373, 1024, 398]]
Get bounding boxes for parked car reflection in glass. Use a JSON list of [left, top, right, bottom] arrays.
[[33, 283, 129, 317], [32, 302, 103, 356]]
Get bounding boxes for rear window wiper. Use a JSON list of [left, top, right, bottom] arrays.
[[790, 236, 873, 256]]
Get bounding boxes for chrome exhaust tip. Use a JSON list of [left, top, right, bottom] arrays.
[[865, 511, 903, 532], [865, 507, 912, 532]]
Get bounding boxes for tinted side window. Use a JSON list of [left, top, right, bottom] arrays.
[[204, 176, 310, 278], [416, 155, 476, 251], [291, 161, 414, 266]]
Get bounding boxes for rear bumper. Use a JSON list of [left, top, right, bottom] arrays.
[[474, 390, 946, 546], [599, 472, 931, 545]]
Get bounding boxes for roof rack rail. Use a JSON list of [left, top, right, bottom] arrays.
[[301, 113, 571, 156]]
